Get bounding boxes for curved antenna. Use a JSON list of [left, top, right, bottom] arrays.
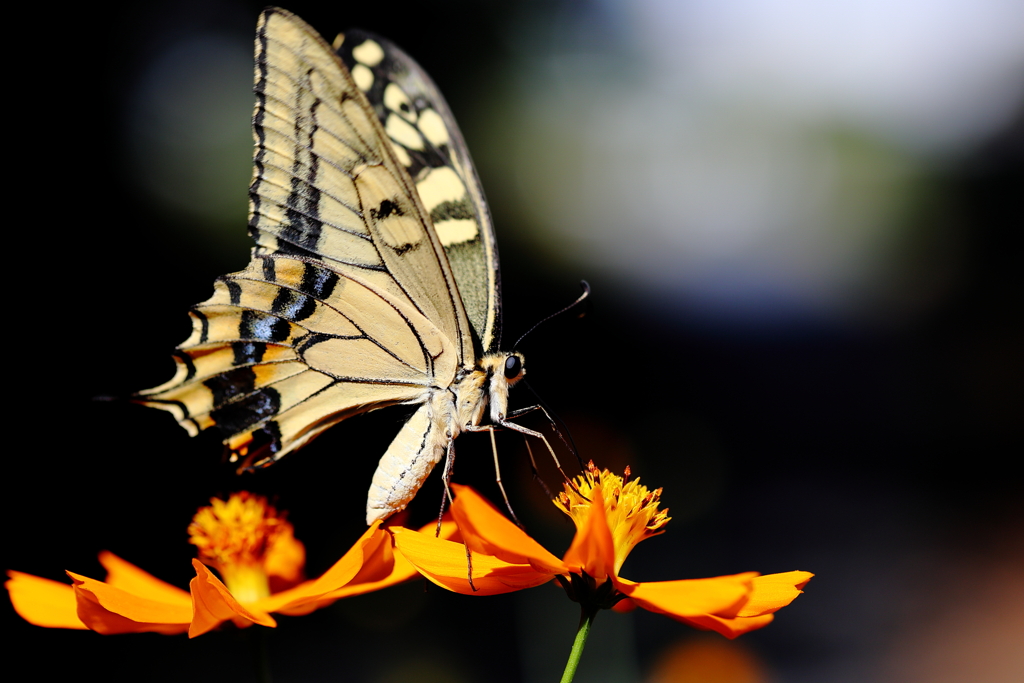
[[513, 281, 590, 351]]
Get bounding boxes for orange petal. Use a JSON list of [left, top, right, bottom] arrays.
[[188, 560, 276, 638], [252, 522, 395, 614], [450, 485, 566, 574], [290, 522, 387, 592], [616, 573, 756, 618], [391, 526, 554, 596], [98, 552, 191, 607], [678, 612, 777, 639], [680, 572, 813, 639], [5, 571, 87, 629], [619, 571, 813, 639], [310, 518, 461, 602], [68, 571, 191, 635], [275, 530, 432, 616], [736, 571, 813, 617], [612, 596, 637, 613], [275, 549, 418, 616], [562, 486, 616, 582], [253, 519, 457, 615]]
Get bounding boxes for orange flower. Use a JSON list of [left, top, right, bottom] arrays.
[[392, 464, 812, 638], [7, 492, 454, 638]]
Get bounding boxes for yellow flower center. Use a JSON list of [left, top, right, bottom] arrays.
[[555, 462, 671, 573], [187, 492, 290, 603]]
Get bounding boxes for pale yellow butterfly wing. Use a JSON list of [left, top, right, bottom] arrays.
[[248, 8, 473, 361]]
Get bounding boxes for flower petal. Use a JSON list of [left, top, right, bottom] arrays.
[[620, 571, 813, 639], [68, 571, 191, 635], [5, 571, 87, 629], [450, 485, 566, 574], [98, 552, 191, 607], [562, 486, 616, 582], [317, 518, 461, 600], [255, 522, 391, 614], [736, 571, 813, 617], [291, 547, 414, 610], [391, 526, 554, 596], [616, 573, 756, 618], [188, 560, 276, 638], [677, 612, 777, 639], [253, 519, 459, 616], [611, 596, 637, 614]]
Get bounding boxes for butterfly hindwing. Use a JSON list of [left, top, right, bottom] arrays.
[[137, 251, 460, 467], [335, 29, 501, 353]]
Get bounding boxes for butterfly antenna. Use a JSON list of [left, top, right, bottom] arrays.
[[512, 281, 590, 351]]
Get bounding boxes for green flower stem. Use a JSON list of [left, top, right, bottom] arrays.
[[560, 605, 598, 683]]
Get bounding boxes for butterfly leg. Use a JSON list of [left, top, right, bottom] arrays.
[[465, 541, 477, 592], [463, 424, 523, 528], [436, 437, 457, 537], [436, 434, 477, 591], [497, 411, 582, 494], [507, 404, 584, 467], [522, 437, 554, 500]]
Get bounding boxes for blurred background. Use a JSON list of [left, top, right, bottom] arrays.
[[5, 0, 1021, 681]]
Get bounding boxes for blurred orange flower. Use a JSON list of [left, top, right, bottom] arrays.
[[7, 492, 454, 638], [392, 463, 812, 638]]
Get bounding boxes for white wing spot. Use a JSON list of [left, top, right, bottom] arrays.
[[391, 141, 412, 166], [352, 40, 385, 67], [386, 114, 425, 151], [418, 109, 450, 147], [351, 63, 374, 91], [384, 83, 416, 123], [417, 166, 467, 212], [435, 218, 479, 246]]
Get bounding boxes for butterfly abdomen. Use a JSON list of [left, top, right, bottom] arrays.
[[366, 390, 451, 523]]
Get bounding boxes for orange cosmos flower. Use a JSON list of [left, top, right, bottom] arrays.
[[391, 463, 812, 638], [7, 492, 454, 638]]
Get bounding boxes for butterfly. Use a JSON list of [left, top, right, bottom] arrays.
[[136, 7, 569, 524]]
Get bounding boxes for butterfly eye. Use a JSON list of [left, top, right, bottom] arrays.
[[504, 355, 522, 379]]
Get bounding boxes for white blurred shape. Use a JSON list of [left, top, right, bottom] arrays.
[[498, 0, 1021, 324], [514, 86, 918, 321], [633, 0, 1024, 151]]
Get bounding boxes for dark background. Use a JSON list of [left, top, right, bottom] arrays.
[[5, 1, 1021, 682]]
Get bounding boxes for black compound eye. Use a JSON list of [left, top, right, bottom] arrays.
[[504, 355, 522, 379]]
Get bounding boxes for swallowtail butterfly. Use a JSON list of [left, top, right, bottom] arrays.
[[138, 7, 558, 524]]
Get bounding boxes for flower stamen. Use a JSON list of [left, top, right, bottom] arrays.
[[187, 493, 290, 603], [555, 462, 671, 572]]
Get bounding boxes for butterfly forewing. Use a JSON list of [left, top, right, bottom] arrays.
[[248, 10, 474, 362], [335, 29, 501, 353]]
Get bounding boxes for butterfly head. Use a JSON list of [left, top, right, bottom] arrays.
[[473, 352, 525, 423]]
